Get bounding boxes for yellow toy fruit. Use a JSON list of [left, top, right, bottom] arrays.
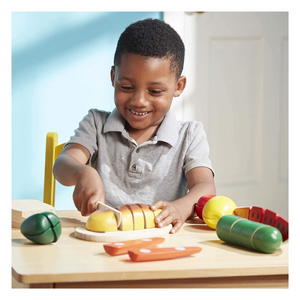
[[202, 196, 236, 229], [86, 209, 118, 232]]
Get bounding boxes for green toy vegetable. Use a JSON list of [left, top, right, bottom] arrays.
[[20, 212, 61, 244], [216, 215, 282, 253]]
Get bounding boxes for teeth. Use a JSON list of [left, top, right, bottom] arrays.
[[131, 110, 148, 116]]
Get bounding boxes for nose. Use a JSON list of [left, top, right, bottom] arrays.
[[130, 90, 148, 107]]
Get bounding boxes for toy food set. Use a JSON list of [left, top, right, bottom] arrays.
[[17, 195, 288, 261], [74, 203, 172, 242], [195, 195, 288, 253]]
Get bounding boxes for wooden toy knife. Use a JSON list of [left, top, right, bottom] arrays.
[[103, 237, 165, 256], [128, 246, 202, 262]]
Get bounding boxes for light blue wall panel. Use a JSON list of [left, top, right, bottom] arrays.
[[12, 12, 163, 209]]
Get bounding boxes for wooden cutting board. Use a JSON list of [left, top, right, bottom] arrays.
[[12, 199, 56, 228], [74, 224, 172, 243]]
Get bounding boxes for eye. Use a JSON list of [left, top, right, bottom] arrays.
[[149, 90, 162, 94], [121, 86, 133, 90]]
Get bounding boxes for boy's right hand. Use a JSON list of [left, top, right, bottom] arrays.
[[53, 143, 105, 217], [73, 165, 105, 216]]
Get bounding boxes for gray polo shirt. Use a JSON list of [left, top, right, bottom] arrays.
[[66, 108, 213, 208]]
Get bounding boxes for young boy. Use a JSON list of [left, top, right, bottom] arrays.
[[53, 18, 215, 233]]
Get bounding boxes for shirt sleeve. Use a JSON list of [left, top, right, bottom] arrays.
[[65, 109, 102, 161], [183, 121, 214, 176]]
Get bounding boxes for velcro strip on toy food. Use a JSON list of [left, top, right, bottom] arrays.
[[234, 206, 288, 241], [86, 204, 162, 232], [216, 215, 282, 253]]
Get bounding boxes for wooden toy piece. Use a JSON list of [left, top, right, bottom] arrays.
[[153, 208, 162, 218], [20, 212, 61, 244], [12, 199, 56, 229], [234, 207, 252, 219], [274, 216, 289, 241], [127, 204, 144, 230], [195, 195, 216, 220], [261, 209, 278, 227], [74, 224, 172, 243], [118, 205, 134, 231], [249, 206, 265, 223], [128, 246, 202, 262], [216, 215, 282, 253], [103, 237, 165, 256], [138, 204, 156, 229], [86, 209, 118, 232], [202, 196, 236, 229], [97, 202, 122, 227]]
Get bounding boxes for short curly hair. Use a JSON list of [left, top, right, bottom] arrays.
[[114, 18, 185, 79]]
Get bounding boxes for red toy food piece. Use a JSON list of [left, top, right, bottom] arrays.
[[274, 216, 289, 241], [195, 195, 216, 220], [234, 207, 252, 219], [128, 246, 202, 262], [261, 209, 278, 226], [249, 206, 265, 223], [103, 237, 165, 256]]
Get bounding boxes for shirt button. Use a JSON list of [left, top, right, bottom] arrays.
[[131, 164, 137, 171], [136, 148, 140, 153]]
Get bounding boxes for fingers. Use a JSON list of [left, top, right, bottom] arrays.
[[151, 201, 184, 233], [170, 219, 183, 234], [73, 190, 104, 216]]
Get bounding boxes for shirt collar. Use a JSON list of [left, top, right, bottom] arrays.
[[103, 108, 125, 133], [156, 109, 181, 147], [103, 108, 181, 147]]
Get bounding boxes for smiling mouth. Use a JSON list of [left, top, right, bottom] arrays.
[[130, 109, 150, 116]]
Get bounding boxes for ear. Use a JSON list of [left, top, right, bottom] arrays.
[[174, 75, 187, 97], [110, 66, 115, 87]]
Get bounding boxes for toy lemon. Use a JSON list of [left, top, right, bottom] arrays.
[[202, 196, 236, 229], [86, 209, 118, 232]]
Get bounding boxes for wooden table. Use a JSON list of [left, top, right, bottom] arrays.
[[12, 210, 288, 288]]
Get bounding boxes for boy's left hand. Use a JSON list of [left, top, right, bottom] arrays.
[[150, 200, 186, 234]]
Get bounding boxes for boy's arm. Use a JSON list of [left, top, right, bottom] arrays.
[[150, 167, 215, 233], [53, 143, 105, 216]]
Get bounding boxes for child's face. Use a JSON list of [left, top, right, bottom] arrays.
[[111, 53, 186, 134]]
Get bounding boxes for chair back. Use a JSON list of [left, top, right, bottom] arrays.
[[43, 132, 65, 206]]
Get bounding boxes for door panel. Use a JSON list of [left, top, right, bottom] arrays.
[[165, 12, 288, 219]]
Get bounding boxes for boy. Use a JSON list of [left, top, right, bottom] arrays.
[[53, 18, 215, 233]]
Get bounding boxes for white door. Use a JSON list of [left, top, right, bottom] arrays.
[[165, 12, 288, 220]]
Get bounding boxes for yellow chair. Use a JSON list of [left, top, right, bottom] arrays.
[[43, 132, 65, 207]]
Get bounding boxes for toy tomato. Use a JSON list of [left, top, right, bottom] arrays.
[[195, 195, 216, 220]]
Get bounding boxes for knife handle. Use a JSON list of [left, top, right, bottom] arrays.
[[103, 237, 165, 256], [128, 246, 202, 262]]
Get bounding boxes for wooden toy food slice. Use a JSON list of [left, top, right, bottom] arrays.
[[128, 246, 202, 262], [103, 237, 165, 256], [97, 202, 122, 227], [233, 206, 289, 241], [118, 205, 133, 231], [85, 209, 118, 232], [138, 204, 156, 229], [128, 204, 144, 230]]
